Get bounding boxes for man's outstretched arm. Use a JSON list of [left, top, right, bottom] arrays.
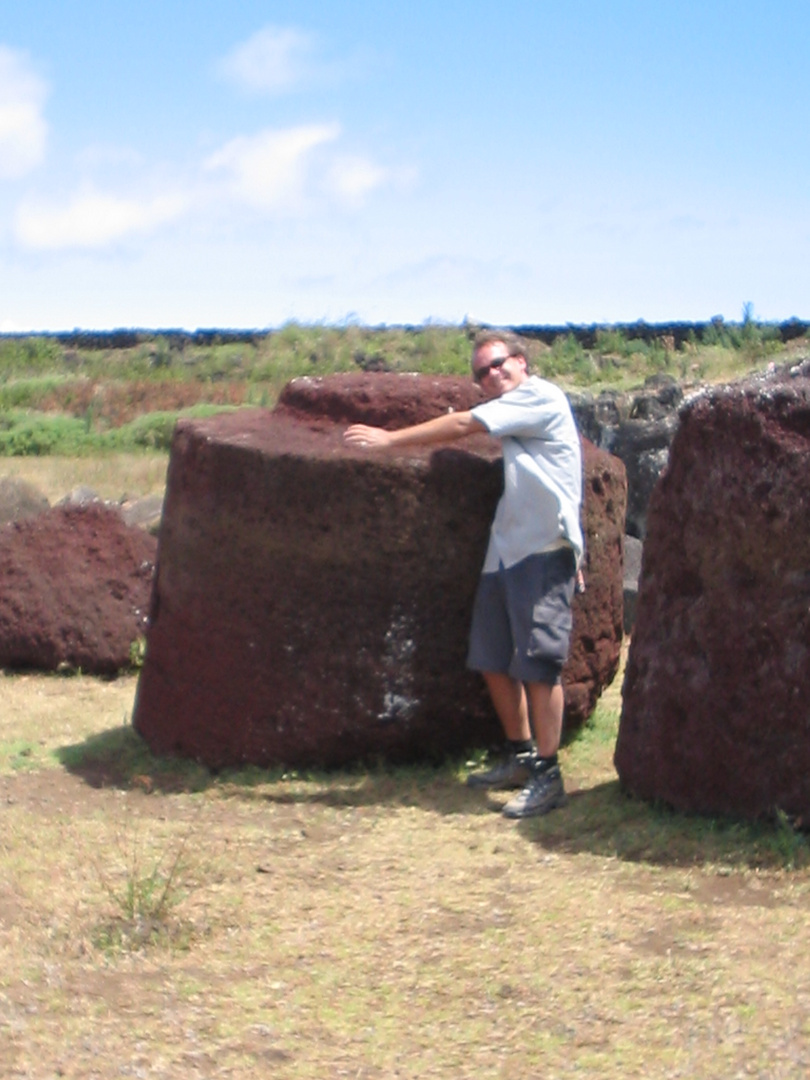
[[344, 410, 486, 449]]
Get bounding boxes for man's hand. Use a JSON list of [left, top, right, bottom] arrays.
[[345, 410, 482, 450], [344, 423, 392, 448]]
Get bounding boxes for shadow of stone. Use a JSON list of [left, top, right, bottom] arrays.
[[54, 723, 810, 874], [54, 730, 804, 869], [514, 779, 806, 871], [55, 725, 493, 814], [56, 726, 213, 794], [247, 772, 495, 817]]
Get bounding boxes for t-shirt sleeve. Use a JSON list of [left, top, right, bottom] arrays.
[[470, 381, 565, 439]]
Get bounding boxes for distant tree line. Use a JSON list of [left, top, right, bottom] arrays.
[[513, 317, 809, 350], [0, 317, 806, 353]]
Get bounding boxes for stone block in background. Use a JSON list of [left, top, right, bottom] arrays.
[[0, 504, 156, 674], [133, 374, 625, 769], [0, 476, 49, 526], [119, 492, 165, 534], [615, 362, 810, 820], [568, 375, 683, 539]]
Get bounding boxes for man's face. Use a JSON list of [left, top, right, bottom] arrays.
[[471, 341, 529, 399]]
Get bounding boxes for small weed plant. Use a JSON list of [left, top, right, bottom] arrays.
[[128, 635, 147, 669], [772, 807, 808, 870], [90, 809, 199, 951]]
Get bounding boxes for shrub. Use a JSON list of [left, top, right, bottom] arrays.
[[543, 334, 596, 383], [0, 411, 90, 455], [0, 336, 62, 378], [0, 375, 74, 409], [0, 404, 238, 456]]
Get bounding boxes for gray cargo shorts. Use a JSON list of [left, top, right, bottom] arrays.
[[466, 546, 576, 685]]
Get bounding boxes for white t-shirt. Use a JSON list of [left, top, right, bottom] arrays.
[[471, 375, 584, 572]]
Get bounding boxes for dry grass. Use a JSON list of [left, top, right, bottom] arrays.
[[1, 663, 810, 1078], [0, 453, 169, 504]]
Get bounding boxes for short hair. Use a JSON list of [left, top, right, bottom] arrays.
[[471, 328, 529, 362]]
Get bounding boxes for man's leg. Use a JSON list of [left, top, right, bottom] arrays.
[[525, 680, 564, 757], [482, 674, 563, 755], [466, 568, 538, 790], [466, 671, 535, 789], [481, 671, 531, 741], [502, 678, 567, 819]]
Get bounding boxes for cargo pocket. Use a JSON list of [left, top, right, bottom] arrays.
[[527, 577, 575, 665]]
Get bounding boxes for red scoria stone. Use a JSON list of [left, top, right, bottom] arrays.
[[616, 365, 810, 820], [133, 373, 625, 768], [0, 503, 156, 674]]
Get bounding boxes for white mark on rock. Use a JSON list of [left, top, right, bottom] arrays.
[[378, 606, 420, 724]]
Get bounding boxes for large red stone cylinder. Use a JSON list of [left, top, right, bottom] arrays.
[[133, 374, 625, 768]]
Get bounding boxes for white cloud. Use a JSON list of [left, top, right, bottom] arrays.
[[327, 155, 388, 204], [75, 143, 144, 170], [204, 124, 340, 210], [10, 123, 393, 253], [0, 45, 48, 179], [217, 26, 314, 94], [14, 188, 187, 250]]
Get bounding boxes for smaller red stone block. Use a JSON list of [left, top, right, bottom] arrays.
[[617, 367, 810, 820]]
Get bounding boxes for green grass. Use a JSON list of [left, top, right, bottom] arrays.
[[0, 402, 238, 455], [542, 324, 787, 388], [0, 335, 62, 375], [87, 805, 200, 952], [0, 374, 77, 409], [0, 738, 40, 772]]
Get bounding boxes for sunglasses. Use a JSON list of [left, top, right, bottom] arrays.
[[473, 354, 511, 383]]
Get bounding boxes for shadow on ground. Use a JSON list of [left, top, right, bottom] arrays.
[[56, 724, 492, 816], [516, 780, 809, 871], [57, 725, 808, 872]]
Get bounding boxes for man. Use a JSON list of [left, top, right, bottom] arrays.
[[344, 330, 583, 818]]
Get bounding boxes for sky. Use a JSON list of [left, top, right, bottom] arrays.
[[0, 0, 807, 331]]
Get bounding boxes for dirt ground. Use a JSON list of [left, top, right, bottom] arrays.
[[2, 667, 810, 1080]]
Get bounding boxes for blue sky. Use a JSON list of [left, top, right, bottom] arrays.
[[0, 0, 807, 330]]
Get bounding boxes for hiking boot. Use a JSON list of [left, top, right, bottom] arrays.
[[502, 764, 567, 819], [466, 750, 535, 790]]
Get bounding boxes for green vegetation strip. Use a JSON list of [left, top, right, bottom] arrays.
[[0, 320, 802, 457], [0, 403, 236, 455]]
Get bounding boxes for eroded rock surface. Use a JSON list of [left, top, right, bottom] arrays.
[[133, 373, 625, 768], [0, 504, 156, 674], [616, 362, 810, 820]]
